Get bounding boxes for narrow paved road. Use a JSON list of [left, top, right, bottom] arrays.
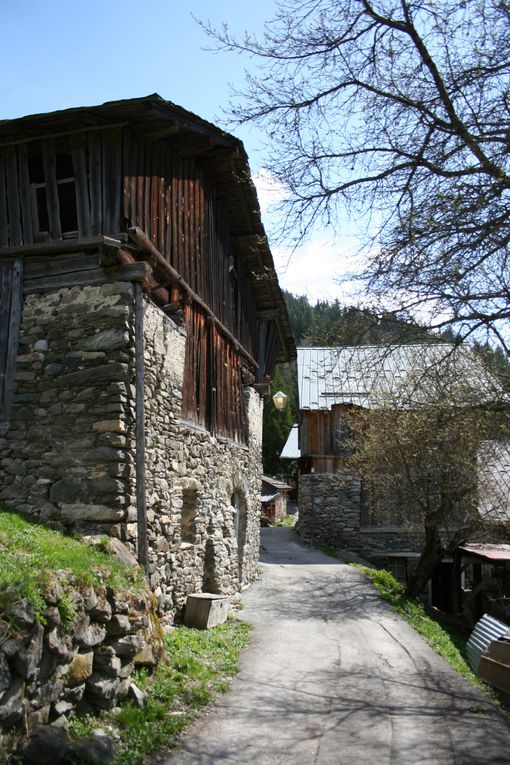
[[159, 528, 510, 764]]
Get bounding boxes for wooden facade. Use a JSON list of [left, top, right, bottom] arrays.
[[0, 95, 295, 443], [299, 404, 354, 473]]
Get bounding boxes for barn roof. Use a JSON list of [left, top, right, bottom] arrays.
[[297, 344, 502, 411], [0, 94, 295, 362]]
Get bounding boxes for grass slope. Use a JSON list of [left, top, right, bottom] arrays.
[[0, 507, 142, 617], [70, 621, 251, 764]]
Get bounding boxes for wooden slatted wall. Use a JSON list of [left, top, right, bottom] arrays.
[[0, 127, 122, 248], [121, 135, 259, 360], [181, 303, 248, 443], [0, 259, 23, 427]]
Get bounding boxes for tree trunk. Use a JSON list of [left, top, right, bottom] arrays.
[[405, 522, 443, 598]]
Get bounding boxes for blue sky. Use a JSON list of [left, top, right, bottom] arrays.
[[0, 1, 360, 303]]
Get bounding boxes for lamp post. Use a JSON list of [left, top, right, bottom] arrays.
[[272, 390, 288, 412]]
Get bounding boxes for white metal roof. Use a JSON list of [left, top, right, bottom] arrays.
[[297, 344, 501, 411], [280, 424, 301, 460]]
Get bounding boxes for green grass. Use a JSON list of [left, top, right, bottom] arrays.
[[70, 621, 251, 765], [275, 515, 295, 527], [352, 564, 488, 690], [0, 507, 143, 619]]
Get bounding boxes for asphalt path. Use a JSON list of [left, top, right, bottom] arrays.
[[158, 528, 510, 764]]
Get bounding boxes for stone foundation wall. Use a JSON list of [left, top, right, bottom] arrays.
[[141, 302, 262, 620], [296, 472, 423, 558], [0, 281, 136, 536], [0, 281, 264, 623]]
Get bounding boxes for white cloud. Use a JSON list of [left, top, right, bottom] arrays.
[[252, 169, 289, 216], [253, 169, 367, 305], [273, 236, 365, 305]]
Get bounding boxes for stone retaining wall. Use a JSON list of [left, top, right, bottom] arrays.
[[0, 572, 163, 747]]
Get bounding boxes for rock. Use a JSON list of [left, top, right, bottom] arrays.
[[6, 597, 35, 629], [77, 623, 107, 648], [69, 732, 116, 764], [0, 676, 25, 728], [81, 329, 128, 352], [88, 597, 113, 624], [26, 704, 50, 732], [21, 725, 71, 765], [52, 700, 74, 717], [49, 477, 82, 504], [43, 579, 64, 605], [0, 653, 11, 700], [67, 651, 94, 686], [46, 627, 75, 662], [105, 614, 131, 637], [106, 538, 139, 568], [85, 674, 120, 703], [44, 606, 61, 627], [14, 623, 44, 680], [128, 682, 146, 708], [59, 504, 125, 523], [107, 635, 143, 659], [62, 683, 85, 704], [93, 649, 122, 678]]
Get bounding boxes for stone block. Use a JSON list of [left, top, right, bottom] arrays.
[[183, 593, 230, 630], [67, 652, 94, 686]]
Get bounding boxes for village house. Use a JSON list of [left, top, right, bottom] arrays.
[[260, 475, 292, 524], [0, 95, 295, 621], [284, 344, 510, 613]]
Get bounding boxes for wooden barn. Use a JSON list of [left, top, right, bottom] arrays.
[[0, 94, 295, 621]]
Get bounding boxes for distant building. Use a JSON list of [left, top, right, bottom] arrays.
[[261, 475, 292, 524], [283, 345, 509, 605]]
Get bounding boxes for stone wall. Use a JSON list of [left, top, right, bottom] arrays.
[[0, 280, 136, 537], [141, 301, 263, 621], [296, 471, 423, 558], [0, 572, 163, 747], [0, 278, 264, 623]]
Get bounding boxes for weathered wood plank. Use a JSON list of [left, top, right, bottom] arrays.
[[0, 148, 8, 248], [135, 283, 149, 571], [24, 252, 102, 278], [71, 133, 92, 237], [0, 262, 13, 412], [5, 146, 22, 246], [17, 144, 34, 245], [88, 132, 102, 236], [42, 138, 62, 239], [23, 262, 150, 293], [2, 258, 23, 423]]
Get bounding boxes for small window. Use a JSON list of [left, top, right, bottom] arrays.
[[28, 141, 78, 241]]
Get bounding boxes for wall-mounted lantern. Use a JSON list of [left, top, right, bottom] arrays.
[[272, 390, 288, 412]]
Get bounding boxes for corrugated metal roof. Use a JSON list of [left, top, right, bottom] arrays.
[[467, 614, 510, 672], [460, 544, 510, 562], [280, 424, 301, 459], [297, 344, 502, 411], [477, 441, 510, 523]]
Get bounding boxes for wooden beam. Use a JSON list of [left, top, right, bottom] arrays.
[[135, 283, 149, 573], [0, 234, 125, 258], [127, 226, 258, 370]]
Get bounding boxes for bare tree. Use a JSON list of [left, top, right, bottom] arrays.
[[202, 0, 510, 350], [348, 352, 508, 597]]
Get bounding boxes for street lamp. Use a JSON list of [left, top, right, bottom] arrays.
[[272, 390, 288, 412]]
